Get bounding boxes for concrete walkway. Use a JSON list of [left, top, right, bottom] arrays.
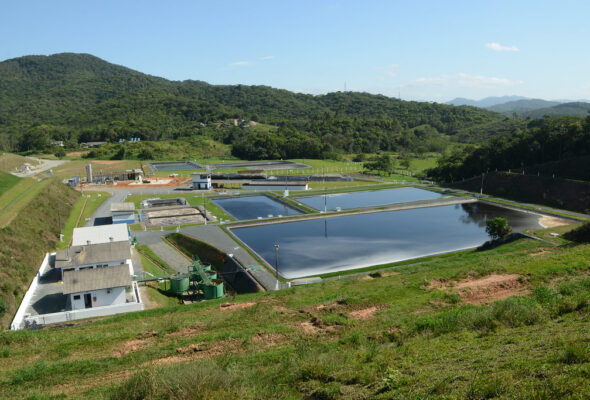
[[148, 240, 191, 274]]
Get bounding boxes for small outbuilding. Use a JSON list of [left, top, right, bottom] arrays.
[[111, 202, 136, 225], [192, 173, 212, 190], [63, 264, 133, 310]]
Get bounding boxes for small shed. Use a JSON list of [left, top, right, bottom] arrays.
[[192, 173, 212, 190]]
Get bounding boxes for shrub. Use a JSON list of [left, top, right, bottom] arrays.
[[485, 217, 512, 241]]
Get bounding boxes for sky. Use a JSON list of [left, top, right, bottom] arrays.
[[1, 0, 589, 102]]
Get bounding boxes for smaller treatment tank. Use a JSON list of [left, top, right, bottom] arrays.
[[203, 280, 224, 299], [170, 276, 190, 294]]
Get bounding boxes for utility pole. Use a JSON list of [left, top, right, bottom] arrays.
[[274, 244, 280, 290]]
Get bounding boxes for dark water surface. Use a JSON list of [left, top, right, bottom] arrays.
[[231, 202, 542, 279], [212, 195, 302, 220], [295, 187, 444, 211]]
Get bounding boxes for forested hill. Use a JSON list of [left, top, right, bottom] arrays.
[[0, 53, 507, 155]]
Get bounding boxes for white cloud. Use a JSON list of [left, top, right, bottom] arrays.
[[485, 42, 519, 52], [374, 64, 399, 79], [407, 73, 523, 89], [229, 61, 252, 67], [260, 55, 275, 60]]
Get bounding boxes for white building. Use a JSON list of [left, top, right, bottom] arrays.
[[55, 241, 132, 273], [111, 202, 135, 225], [63, 264, 133, 310], [72, 224, 129, 246], [192, 173, 212, 190]]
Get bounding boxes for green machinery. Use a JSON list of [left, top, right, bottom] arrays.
[[135, 257, 223, 300], [187, 257, 224, 299]]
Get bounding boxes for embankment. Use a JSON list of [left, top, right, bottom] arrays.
[[0, 178, 79, 328], [450, 172, 590, 214]]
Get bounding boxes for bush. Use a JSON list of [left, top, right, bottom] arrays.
[[563, 222, 590, 243], [485, 217, 512, 241]]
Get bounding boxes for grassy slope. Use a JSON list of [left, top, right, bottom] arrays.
[[57, 191, 110, 249], [0, 171, 21, 196], [0, 178, 79, 327], [0, 153, 40, 173], [0, 224, 589, 398]]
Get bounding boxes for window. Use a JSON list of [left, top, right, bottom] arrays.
[[73, 295, 80, 300], [106, 289, 111, 294]]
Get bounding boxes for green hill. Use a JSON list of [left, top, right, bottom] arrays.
[[0, 53, 504, 157], [487, 98, 561, 114], [521, 102, 590, 118]]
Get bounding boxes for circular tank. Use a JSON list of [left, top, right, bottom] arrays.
[[169, 276, 190, 294], [206, 270, 218, 280]]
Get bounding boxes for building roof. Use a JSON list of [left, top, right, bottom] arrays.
[[111, 202, 135, 212], [62, 264, 132, 294], [72, 224, 129, 246], [55, 241, 131, 269]]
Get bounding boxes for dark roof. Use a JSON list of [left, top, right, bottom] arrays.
[[62, 264, 132, 294], [55, 241, 131, 269]]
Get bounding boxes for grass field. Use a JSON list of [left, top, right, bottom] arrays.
[[0, 171, 21, 196], [1, 221, 589, 398], [57, 191, 110, 249], [0, 153, 40, 173], [52, 159, 143, 179]]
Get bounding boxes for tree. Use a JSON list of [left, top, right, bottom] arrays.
[[485, 217, 512, 241], [54, 148, 66, 158], [364, 154, 396, 176], [400, 157, 411, 169]]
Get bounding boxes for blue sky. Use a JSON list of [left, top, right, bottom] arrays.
[[2, 0, 589, 102]]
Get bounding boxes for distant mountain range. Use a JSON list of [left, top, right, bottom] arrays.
[[446, 96, 590, 117]]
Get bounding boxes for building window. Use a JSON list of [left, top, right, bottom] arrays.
[[73, 295, 80, 300]]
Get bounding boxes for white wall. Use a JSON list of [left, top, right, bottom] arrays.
[[10, 253, 53, 330], [70, 286, 126, 310]]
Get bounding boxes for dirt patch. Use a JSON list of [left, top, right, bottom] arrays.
[[349, 306, 381, 321], [113, 331, 158, 357], [539, 216, 571, 228], [66, 151, 90, 157], [528, 248, 553, 257], [154, 338, 244, 365], [359, 275, 374, 281], [251, 330, 286, 346], [297, 317, 336, 335], [381, 271, 399, 277], [167, 324, 204, 338], [51, 370, 132, 395], [220, 302, 256, 311], [430, 274, 530, 305]]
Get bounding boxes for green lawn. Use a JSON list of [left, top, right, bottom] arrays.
[[0, 171, 21, 197], [58, 191, 110, 249]]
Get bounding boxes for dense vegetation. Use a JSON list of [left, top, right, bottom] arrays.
[[428, 115, 590, 182], [0, 53, 509, 159]]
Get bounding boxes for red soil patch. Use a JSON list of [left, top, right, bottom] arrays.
[[528, 248, 553, 257], [428, 274, 530, 305], [112, 331, 157, 357], [220, 302, 256, 311], [297, 317, 336, 335]]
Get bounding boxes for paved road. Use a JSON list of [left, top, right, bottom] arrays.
[[12, 158, 69, 178]]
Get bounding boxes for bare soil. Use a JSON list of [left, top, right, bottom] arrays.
[[427, 274, 530, 304], [220, 301, 256, 311], [349, 306, 381, 321], [539, 216, 571, 228]]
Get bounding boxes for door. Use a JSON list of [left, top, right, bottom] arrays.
[[84, 293, 92, 308]]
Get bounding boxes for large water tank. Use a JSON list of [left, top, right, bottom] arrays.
[[169, 276, 189, 294]]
